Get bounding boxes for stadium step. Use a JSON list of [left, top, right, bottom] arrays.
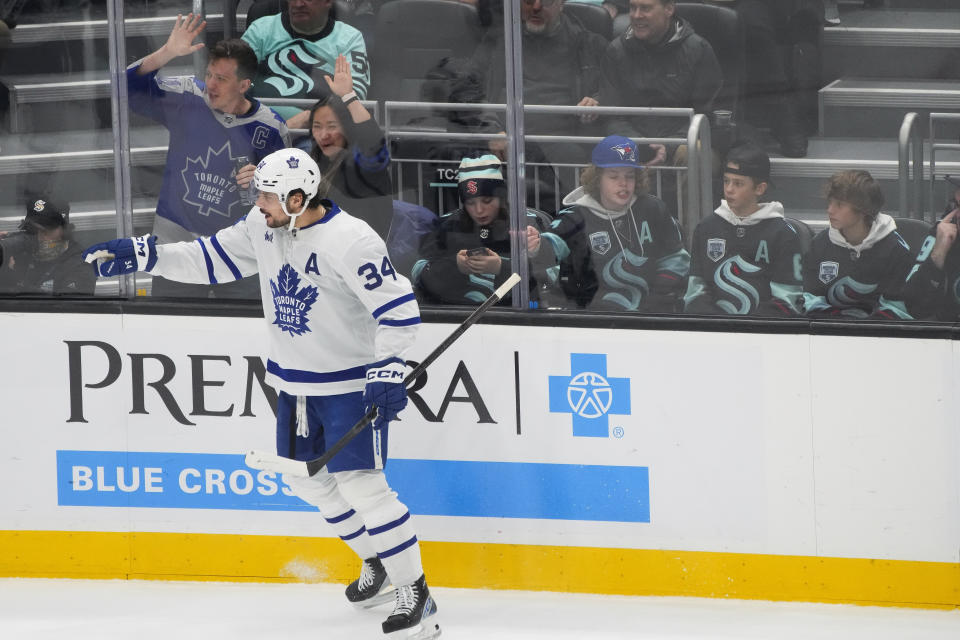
[[1, 66, 194, 133], [823, 8, 960, 79], [768, 137, 960, 219], [0, 198, 157, 234], [819, 78, 960, 138], [0, 126, 169, 175]]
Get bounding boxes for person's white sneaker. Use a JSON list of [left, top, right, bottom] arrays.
[[824, 0, 840, 25]]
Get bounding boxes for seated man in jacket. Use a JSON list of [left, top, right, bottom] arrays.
[[451, 0, 609, 211], [600, 0, 722, 163]]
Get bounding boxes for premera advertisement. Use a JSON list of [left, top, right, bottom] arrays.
[[1, 312, 957, 570]]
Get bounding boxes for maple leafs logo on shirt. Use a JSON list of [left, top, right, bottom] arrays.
[[269, 264, 319, 336], [181, 141, 245, 219]]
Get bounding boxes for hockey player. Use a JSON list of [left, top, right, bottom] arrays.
[[683, 144, 803, 316], [128, 13, 289, 297], [81, 149, 440, 640], [541, 135, 690, 312], [802, 170, 913, 319]]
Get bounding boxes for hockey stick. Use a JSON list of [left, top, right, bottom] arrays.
[[245, 272, 522, 477]]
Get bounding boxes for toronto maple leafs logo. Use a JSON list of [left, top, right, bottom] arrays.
[[287, 156, 300, 169], [181, 141, 244, 220], [270, 264, 319, 336]]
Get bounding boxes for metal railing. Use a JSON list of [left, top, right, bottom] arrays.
[[381, 101, 711, 243], [898, 111, 923, 219]]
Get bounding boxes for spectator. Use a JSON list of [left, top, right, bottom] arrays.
[[802, 170, 913, 319], [412, 155, 555, 305], [242, 0, 370, 131], [541, 134, 689, 312], [684, 144, 803, 316], [307, 54, 392, 239], [600, 0, 722, 163], [900, 176, 960, 321], [715, 0, 824, 158], [128, 13, 289, 298], [0, 195, 95, 295], [453, 0, 609, 210]]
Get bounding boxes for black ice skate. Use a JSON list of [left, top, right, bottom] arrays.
[[345, 557, 394, 609], [381, 574, 440, 639]]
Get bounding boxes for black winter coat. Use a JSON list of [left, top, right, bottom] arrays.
[[600, 17, 722, 140]]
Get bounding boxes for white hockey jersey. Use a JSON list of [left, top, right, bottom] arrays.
[[151, 203, 421, 396]]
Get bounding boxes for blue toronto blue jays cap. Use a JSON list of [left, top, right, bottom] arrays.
[[591, 135, 642, 169]]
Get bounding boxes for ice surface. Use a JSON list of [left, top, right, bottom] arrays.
[[1, 578, 958, 640]]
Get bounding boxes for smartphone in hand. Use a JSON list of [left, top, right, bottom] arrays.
[[466, 247, 488, 256]]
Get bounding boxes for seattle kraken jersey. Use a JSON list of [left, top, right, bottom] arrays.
[[902, 224, 960, 320], [150, 202, 421, 396], [127, 62, 289, 242], [803, 227, 915, 319], [242, 13, 369, 120], [543, 194, 690, 312], [684, 211, 803, 316]]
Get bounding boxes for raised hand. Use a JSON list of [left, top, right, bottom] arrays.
[[164, 13, 207, 58], [324, 54, 354, 98]]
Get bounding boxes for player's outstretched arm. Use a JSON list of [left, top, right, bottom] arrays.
[[82, 235, 159, 277], [136, 12, 206, 75]]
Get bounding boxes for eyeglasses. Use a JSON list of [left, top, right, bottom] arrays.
[[522, 0, 561, 7]]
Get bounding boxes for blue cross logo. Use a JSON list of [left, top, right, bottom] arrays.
[[548, 353, 630, 437]]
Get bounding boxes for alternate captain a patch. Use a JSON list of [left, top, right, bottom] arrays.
[[270, 264, 318, 336]]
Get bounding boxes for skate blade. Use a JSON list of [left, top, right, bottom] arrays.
[[350, 587, 395, 610], [384, 617, 441, 640]]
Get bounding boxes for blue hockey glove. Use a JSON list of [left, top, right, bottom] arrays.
[[82, 235, 158, 277], [363, 358, 408, 430]]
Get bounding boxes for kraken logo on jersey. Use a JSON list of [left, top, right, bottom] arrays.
[[270, 264, 319, 336], [181, 142, 243, 219], [264, 43, 324, 97], [818, 261, 839, 284], [707, 238, 726, 262], [826, 276, 878, 317], [600, 248, 650, 310], [714, 255, 761, 314]]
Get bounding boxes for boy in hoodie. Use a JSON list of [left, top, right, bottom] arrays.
[[542, 135, 690, 312], [802, 170, 914, 319], [684, 144, 803, 316]]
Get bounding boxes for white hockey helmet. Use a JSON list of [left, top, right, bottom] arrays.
[[254, 148, 322, 229]]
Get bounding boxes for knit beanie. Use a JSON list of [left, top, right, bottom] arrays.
[[457, 155, 505, 202]]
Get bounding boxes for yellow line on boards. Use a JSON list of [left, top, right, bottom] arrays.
[[1, 531, 957, 609]]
